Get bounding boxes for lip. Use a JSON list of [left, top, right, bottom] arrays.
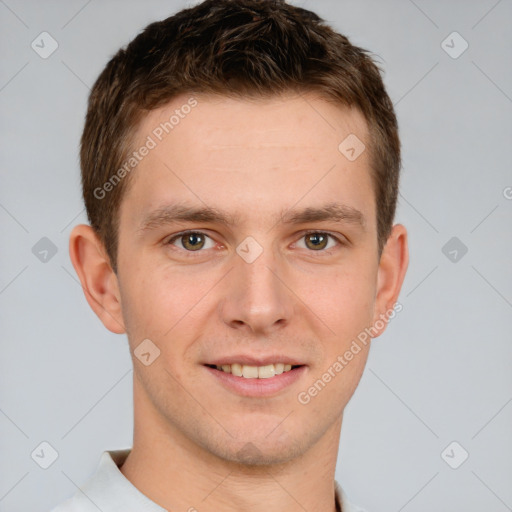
[[204, 364, 307, 397], [204, 354, 305, 366]]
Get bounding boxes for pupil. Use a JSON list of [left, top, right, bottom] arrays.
[[185, 233, 203, 250], [308, 233, 326, 250]]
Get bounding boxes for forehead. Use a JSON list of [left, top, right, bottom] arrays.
[[120, 92, 375, 229], [135, 92, 369, 151]]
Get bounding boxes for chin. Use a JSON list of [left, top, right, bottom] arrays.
[[224, 441, 302, 467], [202, 427, 314, 467]]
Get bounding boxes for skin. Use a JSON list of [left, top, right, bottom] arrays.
[[69, 92, 408, 512]]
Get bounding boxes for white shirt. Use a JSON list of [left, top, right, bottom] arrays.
[[50, 449, 367, 512]]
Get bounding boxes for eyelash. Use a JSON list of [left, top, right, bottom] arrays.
[[165, 230, 346, 256]]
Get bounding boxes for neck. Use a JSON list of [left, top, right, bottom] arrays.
[[121, 380, 342, 512]]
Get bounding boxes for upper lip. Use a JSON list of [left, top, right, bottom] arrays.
[[204, 355, 306, 366]]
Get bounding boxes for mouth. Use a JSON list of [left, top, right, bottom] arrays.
[[204, 362, 303, 379], [203, 361, 307, 397]]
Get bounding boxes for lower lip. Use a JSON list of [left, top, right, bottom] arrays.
[[204, 365, 307, 397]]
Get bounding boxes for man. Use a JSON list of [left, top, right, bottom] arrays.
[[53, 0, 408, 510]]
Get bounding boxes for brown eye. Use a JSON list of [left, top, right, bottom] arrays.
[[304, 232, 329, 250], [168, 231, 214, 251], [296, 231, 342, 253], [181, 233, 205, 250]]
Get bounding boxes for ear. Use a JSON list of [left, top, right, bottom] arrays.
[[69, 224, 126, 334], [371, 223, 408, 337]]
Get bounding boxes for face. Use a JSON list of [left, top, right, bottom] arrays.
[[110, 93, 396, 465]]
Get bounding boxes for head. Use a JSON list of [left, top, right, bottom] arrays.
[[70, 0, 408, 466]]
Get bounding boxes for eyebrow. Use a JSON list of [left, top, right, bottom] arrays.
[[280, 202, 365, 227], [137, 201, 365, 234]]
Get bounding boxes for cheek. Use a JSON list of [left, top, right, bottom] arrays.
[[297, 340, 370, 427], [118, 266, 213, 353], [314, 261, 375, 404], [118, 270, 173, 341], [313, 262, 377, 340]]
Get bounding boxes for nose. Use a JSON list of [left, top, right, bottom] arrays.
[[219, 243, 295, 335]]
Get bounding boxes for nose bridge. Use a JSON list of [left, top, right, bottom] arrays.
[[221, 236, 294, 332]]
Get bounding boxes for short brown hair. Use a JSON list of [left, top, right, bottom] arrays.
[[81, 0, 401, 273]]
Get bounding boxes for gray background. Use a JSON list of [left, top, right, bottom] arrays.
[[1, 0, 511, 511]]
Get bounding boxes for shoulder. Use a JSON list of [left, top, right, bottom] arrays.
[[47, 449, 131, 512], [47, 493, 98, 512], [335, 480, 369, 512]]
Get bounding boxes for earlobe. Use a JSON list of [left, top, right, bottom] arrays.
[[69, 224, 126, 334], [371, 224, 409, 337]]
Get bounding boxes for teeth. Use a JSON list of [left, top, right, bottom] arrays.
[[214, 363, 297, 379], [231, 363, 243, 377], [258, 365, 275, 379]]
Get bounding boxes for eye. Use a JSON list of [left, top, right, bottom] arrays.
[[295, 231, 342, 252], [167, 231, 216, 251], [165, 230, 344, 255]]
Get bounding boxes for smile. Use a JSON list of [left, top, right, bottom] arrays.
[[205, 363, 300, 379], [203, 363, 307, 397]]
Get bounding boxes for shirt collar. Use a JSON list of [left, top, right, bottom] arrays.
[[79, 449, 356, 512]]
